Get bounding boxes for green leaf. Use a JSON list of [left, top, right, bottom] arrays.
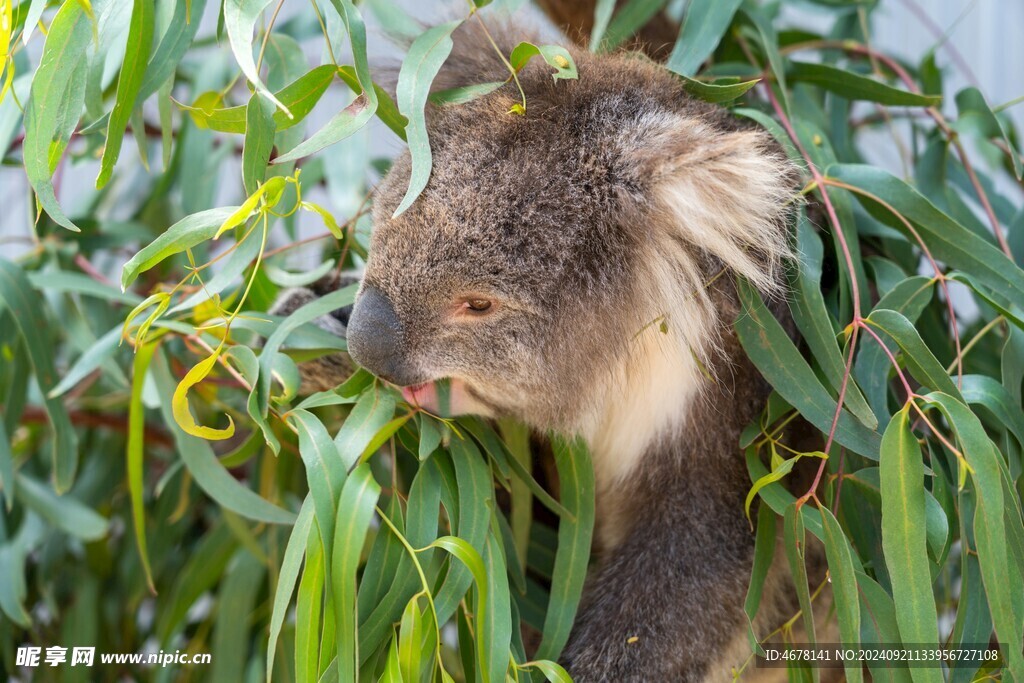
[[855, 571, 913, 683], [788, 61, 941, 107], [735, 278, 881, 459], [433, 437, 492, 624], [0, 259, 79, 491], [364, 0, 420, 40], [379, 636, 402, 682], [879, 406, 943, 683], [0, 419, 13, 511], [398, 593, 429, 682], [331, 463, 380, 683], [336, 65, 406, 140], [252, 284, 356, 452], [48, 324, 123, 398], [138, 0, 208, 100], [19, 0, 47, 45], [457, 416, 512, 480], [15, 474, 108, 540], [589, 0, 615, 51], [429, 81, 506, 106], [232, 314, 348, 353], [120, 206, 238, 290], [156, 524, 239, 644], [782, 503, 817, 663], [358, 461, 441, 658], [534, 437, 595, 662], [744, 448, 825, 541], [417, 414, 444, 460], [666, 0, 743, 77], [854, 276, 934, 427], [960, 374, 1024, 451], [295, 523, 324, 683], [27, 270, 142, 305], [264, 258, 337, 289], [22, 0, 92, 231], [210, 550, 265, 682], [158, 75, 174, 167], [182, 65, 336, 134], [267, 497, 314, 683], [743, 504, 776, 654], [334, 390, 397, 468], [956, 86, 1022, 180], [745, 451, 825, 520], [429, 535, 493, 681], [949, 270, 1024, 332], [499, 419, 535, 569], [216, 177, 286, 238], [828, 164, 1024, 303], [391, 20, 463, 217], [846, 466, 949, 568], [675, 73, 760, 104], [481, 531, 512, 683], [151, 348, 295, 524], [127, 342, 158, 591], [739, 7, 789, 113], [242, 93, 277, 195], [527, 660, 573, 683], [288, 409, 348, 568], [96, 0, 154, 188], [918, 393, 1024, 681], [864, 309, 962, 399], [509, 42, 578, 80], [356, 495, 406, 624], [923, 488, 949, 565], [599, 0, 666, 52], [358, 413, 413, 464], [271, 0, 379, 164], [949, 502, 992, 683], [820, 507, 862, 683], [223, 0, 290, 116], [0, 537, 33, 627]]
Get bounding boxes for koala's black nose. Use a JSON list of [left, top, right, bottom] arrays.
[[346, 285, 408, 384]]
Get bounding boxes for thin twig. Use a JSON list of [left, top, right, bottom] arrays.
[[255, 0, 289, 76], [945, 316, 1004, 373]]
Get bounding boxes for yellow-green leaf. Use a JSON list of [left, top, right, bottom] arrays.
[[172, 348, 235, 440]]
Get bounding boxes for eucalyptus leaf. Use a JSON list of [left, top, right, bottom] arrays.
[[391, 20, 462, 217]]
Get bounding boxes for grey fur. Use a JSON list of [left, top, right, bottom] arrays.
[[283, 21, 814, 682]]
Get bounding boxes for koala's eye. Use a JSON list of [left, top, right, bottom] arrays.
[[452, 295, 498, 319]]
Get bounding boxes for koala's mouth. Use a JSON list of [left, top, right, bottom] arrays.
[[397, 378, 497, 418], [399, 382, 436, 408]]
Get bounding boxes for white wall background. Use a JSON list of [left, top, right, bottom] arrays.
[[873, 0, 1023, 132]]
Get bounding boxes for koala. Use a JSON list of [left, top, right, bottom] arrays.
[[279, 15, 820, 683]]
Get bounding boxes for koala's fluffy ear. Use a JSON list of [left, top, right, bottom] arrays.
[[270, 274, 360, 393], [629, 114, 799, 295]]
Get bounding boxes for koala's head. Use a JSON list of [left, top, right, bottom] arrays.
[[345, 30, 797, 435]]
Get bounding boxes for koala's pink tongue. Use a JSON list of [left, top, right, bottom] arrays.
[[400, 382, 438, 411]]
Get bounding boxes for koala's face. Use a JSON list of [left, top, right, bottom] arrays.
[[346, 99, 640, 430], [343, 51, 794, 433]]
